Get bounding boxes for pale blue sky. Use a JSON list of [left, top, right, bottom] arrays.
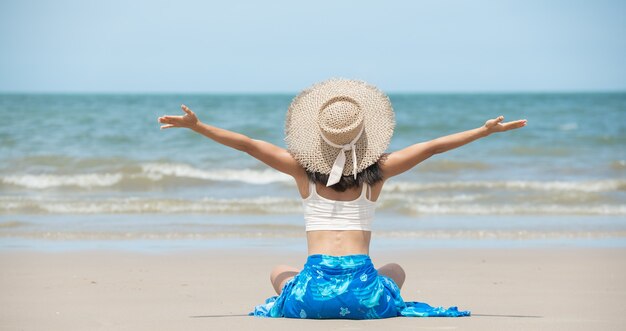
[[1, 0, 624, 93]]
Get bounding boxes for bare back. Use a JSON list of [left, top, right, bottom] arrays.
[[295, 177, 385, 256]]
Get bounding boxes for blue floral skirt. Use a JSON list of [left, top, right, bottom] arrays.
[[249, 254, 470, 319]]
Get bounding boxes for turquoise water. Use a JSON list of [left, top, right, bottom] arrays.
[[0, 92, 625, 247]]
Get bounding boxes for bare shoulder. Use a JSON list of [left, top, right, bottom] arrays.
[[369, 179, 386, 202], [292, 166, 310, 198]]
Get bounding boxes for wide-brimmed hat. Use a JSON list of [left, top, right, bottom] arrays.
[[285, 78, 395, 186]]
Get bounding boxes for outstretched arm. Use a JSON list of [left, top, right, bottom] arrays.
[[381, 116, 527, 179], [158, 105, 303, 178]]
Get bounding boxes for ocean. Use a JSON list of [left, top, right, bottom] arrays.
[[1, 92, 625, 251]]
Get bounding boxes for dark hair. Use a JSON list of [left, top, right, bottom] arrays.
[[306, 161, 384, 192]]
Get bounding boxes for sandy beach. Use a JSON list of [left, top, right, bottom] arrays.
[[1, 247, 624, 331], [2, 1, 625, 330]]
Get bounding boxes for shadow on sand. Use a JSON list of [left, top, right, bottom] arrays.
[[472, 313, 543, 318], [190, 313, 543, 319], [190, 314, 250, 318]]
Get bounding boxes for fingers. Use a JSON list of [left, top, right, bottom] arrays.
[[157, 104, 192, 125], [506, 119, 527, 127], [158, 116, 169, 124], [502, 119, 528, 130], [158, 115, 181, 124], [158, 115, 181, 130], [485, 115, 504, 128], [181, 104, 194, 115], [485, 116, 527, 133]]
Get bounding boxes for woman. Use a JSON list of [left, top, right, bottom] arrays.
[[158, 79, 526, 319]]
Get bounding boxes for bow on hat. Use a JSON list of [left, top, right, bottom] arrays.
[[317, 96, 365, 187], [320, 126, 364, 186]]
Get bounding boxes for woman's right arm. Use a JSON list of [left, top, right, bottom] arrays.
[[158, 105, 304, 178]]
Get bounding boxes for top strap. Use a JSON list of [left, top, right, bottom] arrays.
[[360, 183, 370, 200], [308, 179, 316, 197], [309, 180, 371, 200]]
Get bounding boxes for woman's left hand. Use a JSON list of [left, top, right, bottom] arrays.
[[484, 115, 527, 134], [158, 105, 199, 129]]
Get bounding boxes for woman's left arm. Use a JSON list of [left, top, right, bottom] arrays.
[[381, 116, 527, 179]]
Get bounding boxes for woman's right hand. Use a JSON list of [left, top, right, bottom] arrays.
[[158, 104, 199, 129]]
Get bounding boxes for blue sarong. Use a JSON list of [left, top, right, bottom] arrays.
[[250, 254, 470, 319]]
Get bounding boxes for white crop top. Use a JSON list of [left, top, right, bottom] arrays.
[[303, 181, 376, 231]]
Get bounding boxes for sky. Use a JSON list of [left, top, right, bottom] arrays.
[[0, 0, 624, 93]]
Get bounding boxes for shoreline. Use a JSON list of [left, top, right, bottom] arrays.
[[2, 214, 625, 251], [1, 247, 625, 330], [2, 236, 626, 254]]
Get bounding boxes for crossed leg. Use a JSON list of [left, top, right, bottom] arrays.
[[270, 262, 406, 295], [377, 262, 406, 288], [270, 265, 300, 295]]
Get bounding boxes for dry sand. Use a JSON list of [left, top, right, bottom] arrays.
[[1, 247, 625, 330]]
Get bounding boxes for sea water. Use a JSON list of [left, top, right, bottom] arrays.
[[1, 92, 625, 250]]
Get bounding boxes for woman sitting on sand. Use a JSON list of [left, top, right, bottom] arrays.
[[158, 79, 526, 319]]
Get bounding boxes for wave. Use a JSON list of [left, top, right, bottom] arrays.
[[384, 180, 626, 193], [0, 163, 292, 189], [406, 204, 626, 216], [140, 163, 291, 184], [2, 164, 624, 194], [2, 196, 624, 216], [0, 196, 302, 214], [558, 122, 578, 131], [1, 173, 124, 189]]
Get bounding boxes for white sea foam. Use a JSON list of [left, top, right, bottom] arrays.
[[384, 180, 624, 193], [408, 203, 626, 216], [0, 196, 302, 214], [1, 173, 123, 189], [3, 168, 622, 194], [2, 195, 624, 216], [140, 163, 291, 184], [0, 163, 292, 189], [381, 193, 481, 203], [558, 122, 578, 131]]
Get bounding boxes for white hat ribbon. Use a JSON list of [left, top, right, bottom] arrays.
[[319, 126, 364, 187]]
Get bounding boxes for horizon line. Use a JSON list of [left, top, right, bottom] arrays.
[[1, 89, 625, 95]]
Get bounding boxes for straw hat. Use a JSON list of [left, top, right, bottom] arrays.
[[285, 78, 395, 186]]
